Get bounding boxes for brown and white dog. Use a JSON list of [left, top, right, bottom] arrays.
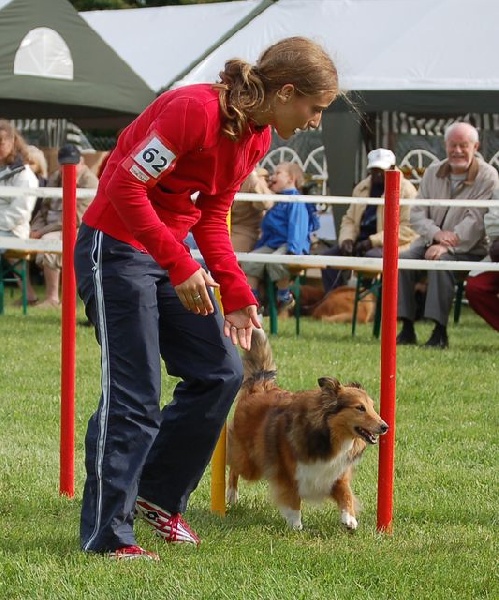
[[226, 329, 388, 531], [284, 285, 376, 324], [311, 285, 376, 324]]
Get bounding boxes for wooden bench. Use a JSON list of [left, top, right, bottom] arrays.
[[0, 236, 62, 315], [265, 263, 382, 337]]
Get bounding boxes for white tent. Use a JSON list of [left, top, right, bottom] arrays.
[[82, 0, 264, 92], [83, 0, 499, 113]]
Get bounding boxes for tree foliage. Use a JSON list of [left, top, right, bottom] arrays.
[[69, 0, 234, 10], [69, 0, 138, 9]]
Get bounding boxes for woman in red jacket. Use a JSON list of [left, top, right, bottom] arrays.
[[75, 36, 339, 560]]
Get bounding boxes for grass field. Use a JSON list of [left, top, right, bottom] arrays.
[[0, 291, 497, 600]]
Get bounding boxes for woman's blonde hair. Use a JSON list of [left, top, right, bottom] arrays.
[[214, 36, 339, 141], [27, 145, 48, 178], [0, 120, 30, 165]]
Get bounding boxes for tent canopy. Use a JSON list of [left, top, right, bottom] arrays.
[[2, 0, 498, 126], [0, 0, 156, 128], [83, 0, 499, 115]]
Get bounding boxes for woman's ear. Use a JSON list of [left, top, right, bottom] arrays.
[[276, 84, 295, 103]]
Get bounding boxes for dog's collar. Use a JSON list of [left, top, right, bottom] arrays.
[[243, 370, 277, 387], [261, 369, 277, 379]]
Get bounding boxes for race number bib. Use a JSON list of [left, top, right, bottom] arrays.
[[124, 131, 176, 185]]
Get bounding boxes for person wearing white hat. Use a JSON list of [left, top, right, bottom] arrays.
[[320, 147, 418, 293], [366, 148, 397, 171]]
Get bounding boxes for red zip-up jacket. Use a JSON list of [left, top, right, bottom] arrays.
[[83, 84, 271, 313]]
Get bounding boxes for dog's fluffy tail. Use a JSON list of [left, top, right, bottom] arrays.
[[242, 328, 277, 387]]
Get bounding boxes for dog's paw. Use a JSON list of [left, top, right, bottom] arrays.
[[341, 510, 358, 530], [226, 487, 239, 505], [280, 507, 303, 530]]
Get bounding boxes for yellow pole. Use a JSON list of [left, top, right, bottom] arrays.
[[210, 420, 227, 516], [210, 211, 232, 516]]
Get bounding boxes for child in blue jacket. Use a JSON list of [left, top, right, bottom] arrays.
[[242, 161, 318, 311]]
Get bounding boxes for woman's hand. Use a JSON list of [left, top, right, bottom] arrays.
[[223, 306, 261, 351], [174, 268, 220, 315]]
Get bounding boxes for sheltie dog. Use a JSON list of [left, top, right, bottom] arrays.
[[283, 285, 375, 324], [311, 286, 376, 324], [226, 329, 388, 531]]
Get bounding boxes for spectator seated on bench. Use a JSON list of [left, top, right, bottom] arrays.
[[0, 120, 39, 308], [397, 122, 498, 349], [25, 144, 98, 309], [240, 161, 318, 318]]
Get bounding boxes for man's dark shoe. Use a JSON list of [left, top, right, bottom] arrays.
[[396, 329, 417, 345], [423, 327, 449, 349]]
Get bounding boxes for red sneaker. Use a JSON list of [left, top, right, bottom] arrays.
[[109, 545, 159, 561], [135, 497, 201, 546]]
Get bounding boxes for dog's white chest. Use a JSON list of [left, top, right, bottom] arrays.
[[295, 442, 354, 501]]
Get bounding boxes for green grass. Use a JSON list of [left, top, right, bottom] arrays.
[[0, 289, 498, 599]]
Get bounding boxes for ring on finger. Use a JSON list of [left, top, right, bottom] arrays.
[[192, 294, 201, 301]]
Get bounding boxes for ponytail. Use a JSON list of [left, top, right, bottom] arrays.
[[213, 60, 266, 141]]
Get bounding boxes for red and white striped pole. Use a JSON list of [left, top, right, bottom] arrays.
[[376, 168, 400, 532], [59, 159, 78, 498]]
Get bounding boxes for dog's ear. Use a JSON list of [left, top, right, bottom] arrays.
[[345, 381, 365, 390], [318, 377, 341, 395], [318, 377, 344, 414]]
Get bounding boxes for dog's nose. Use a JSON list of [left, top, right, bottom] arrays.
[[379, 421, 389, 434]]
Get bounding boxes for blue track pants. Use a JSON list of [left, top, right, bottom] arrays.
[[75, 224, 243, 552]]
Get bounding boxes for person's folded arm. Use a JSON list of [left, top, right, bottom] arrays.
[[453, 207, 488, 253], [410, 204, 440, 244], [0, 185, 37, 233]]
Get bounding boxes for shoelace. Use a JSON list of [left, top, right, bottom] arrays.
[[159, 513, 199, 544]]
